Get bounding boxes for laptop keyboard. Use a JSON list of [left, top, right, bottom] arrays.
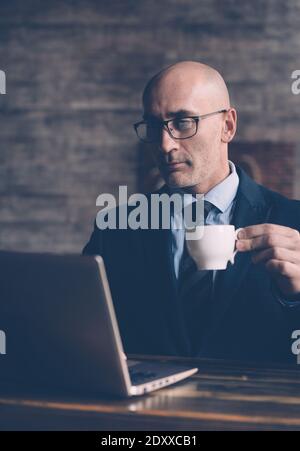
[[129, 368, 158, 385], [128, 361, 195, 386]]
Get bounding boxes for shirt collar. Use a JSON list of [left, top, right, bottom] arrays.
[[205, 160, 239, 213]]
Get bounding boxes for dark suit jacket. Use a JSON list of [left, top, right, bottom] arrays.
[[83, 167, 300, 364]]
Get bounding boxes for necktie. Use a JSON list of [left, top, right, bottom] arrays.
[[178, 200, 214, 356]]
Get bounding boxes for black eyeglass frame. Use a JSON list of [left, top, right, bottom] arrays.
[[133, 108, 229, 143]]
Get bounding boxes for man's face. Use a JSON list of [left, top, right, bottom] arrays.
[[143, 77, 226, 190]]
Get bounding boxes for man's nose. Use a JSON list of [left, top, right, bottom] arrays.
[[158, 127, 177, 153]]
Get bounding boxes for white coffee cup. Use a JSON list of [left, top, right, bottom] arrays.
[[185, 225, 243, 270]]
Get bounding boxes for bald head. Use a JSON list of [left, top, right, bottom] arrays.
[[143, 61, 230, 113], [140, 61, 237, 194]]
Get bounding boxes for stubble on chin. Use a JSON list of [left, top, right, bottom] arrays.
[[166, 169, 196, 189]]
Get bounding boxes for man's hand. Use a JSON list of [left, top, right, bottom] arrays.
[[237, 224, 300, 299]]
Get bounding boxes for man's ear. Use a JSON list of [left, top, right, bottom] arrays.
[[221, 108, 237, 143]]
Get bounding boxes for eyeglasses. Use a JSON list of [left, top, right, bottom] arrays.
[[133, 109, 228, 143]]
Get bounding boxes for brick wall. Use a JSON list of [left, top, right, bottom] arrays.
[[0, 0, 299, 253]]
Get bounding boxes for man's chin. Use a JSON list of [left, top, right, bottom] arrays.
[[164, 172, 191, 189], [158, 162, 197, 188]]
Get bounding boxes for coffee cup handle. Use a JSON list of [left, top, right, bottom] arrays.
[[229, 227, 243, 265]]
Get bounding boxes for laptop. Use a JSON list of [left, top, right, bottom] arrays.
[[0, 251, 197, 397]]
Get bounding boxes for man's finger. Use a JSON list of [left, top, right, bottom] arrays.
[[252, 247, 300, 265], [265, 259, 300, 278], [237, 233, 300, 252], [238, 224, 300, 240]]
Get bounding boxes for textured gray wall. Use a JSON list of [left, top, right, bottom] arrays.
[[0, 0, 299, 253]]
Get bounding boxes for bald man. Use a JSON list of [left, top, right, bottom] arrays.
[[83, 61, 300, 364]]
